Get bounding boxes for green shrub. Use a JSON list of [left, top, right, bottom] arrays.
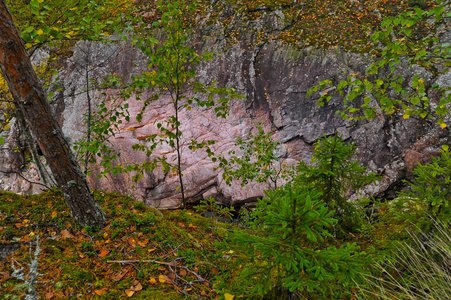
[[218, 183, 369, 299], [399, 148, 451, 228], [296, 134, 379, 235]]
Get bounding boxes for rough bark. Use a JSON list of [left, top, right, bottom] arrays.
[[0, 0, 106, 227], [16, 108, 54, 188]]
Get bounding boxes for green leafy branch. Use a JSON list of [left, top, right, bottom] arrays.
[[309, 2, 451, 128]]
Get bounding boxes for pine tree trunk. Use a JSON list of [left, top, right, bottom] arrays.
[[0, 0, 106, 228]]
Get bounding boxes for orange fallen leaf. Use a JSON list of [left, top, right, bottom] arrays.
[[127, 237, 136, 247], [15, 223, 23, 228], [132, 279, 139, 286], [158, 266, 166, 271], [51, 211, 57, 218], [113, 272, 126, 281], [94, 288, 108, 295], [188, 223, 196, 228], [98, 249, 110, 258], [211, 268, 219, 275], [45, 292, 54, 299], [179, 268, 187, 276], [134, 283, 143, 291], [125, 289, 134, 297], [137, 239, 148, 247], [61, 229, 72, 238]]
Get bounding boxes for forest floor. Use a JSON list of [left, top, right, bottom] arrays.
[[0, 189, 237, 299]]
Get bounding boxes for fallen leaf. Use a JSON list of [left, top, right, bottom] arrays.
[[158, 265, 166, 271], [15, 223, 23, 228], [98, 249, 109, 258], [0, 272, 10, 283], [167, 273, 175, 280], [224, 293, 234, 300], [134, 283, 142, 291], [94, 288, 107, 295], [132, 279, 139, 286], [127, 237, 136, 247], [149, 277, 157, 284], [125, 289, 134, 297], [211, 268, 219, 275], [137, 239, 148, 247], [179, 268, 187, 276], [61, 229, 72, 238], [188, 223, 196, 228], [113, 272, 126, 281], [45, 292, 54, 299], [51, 211, 57, 218], [159, 274, 170, 283], [148, 248, 156, 253]]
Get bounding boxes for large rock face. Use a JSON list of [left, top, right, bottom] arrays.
[[1, 38, 448, 208]]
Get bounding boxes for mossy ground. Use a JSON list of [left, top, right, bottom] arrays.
[[0, 189, 236, 299]]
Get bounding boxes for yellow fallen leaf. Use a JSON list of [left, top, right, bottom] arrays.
[[441, 123, 447, 129], [224, 293, 234, 300], [148, 248, 156, 253], [403, 114, 410, 119], [159, 274, 170, 283], [149, 277, 157, 284]]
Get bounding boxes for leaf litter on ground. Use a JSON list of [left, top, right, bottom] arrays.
[[0, 189, 237, 299]]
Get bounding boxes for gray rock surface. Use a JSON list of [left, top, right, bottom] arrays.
[[1, 38, 447, 208]]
